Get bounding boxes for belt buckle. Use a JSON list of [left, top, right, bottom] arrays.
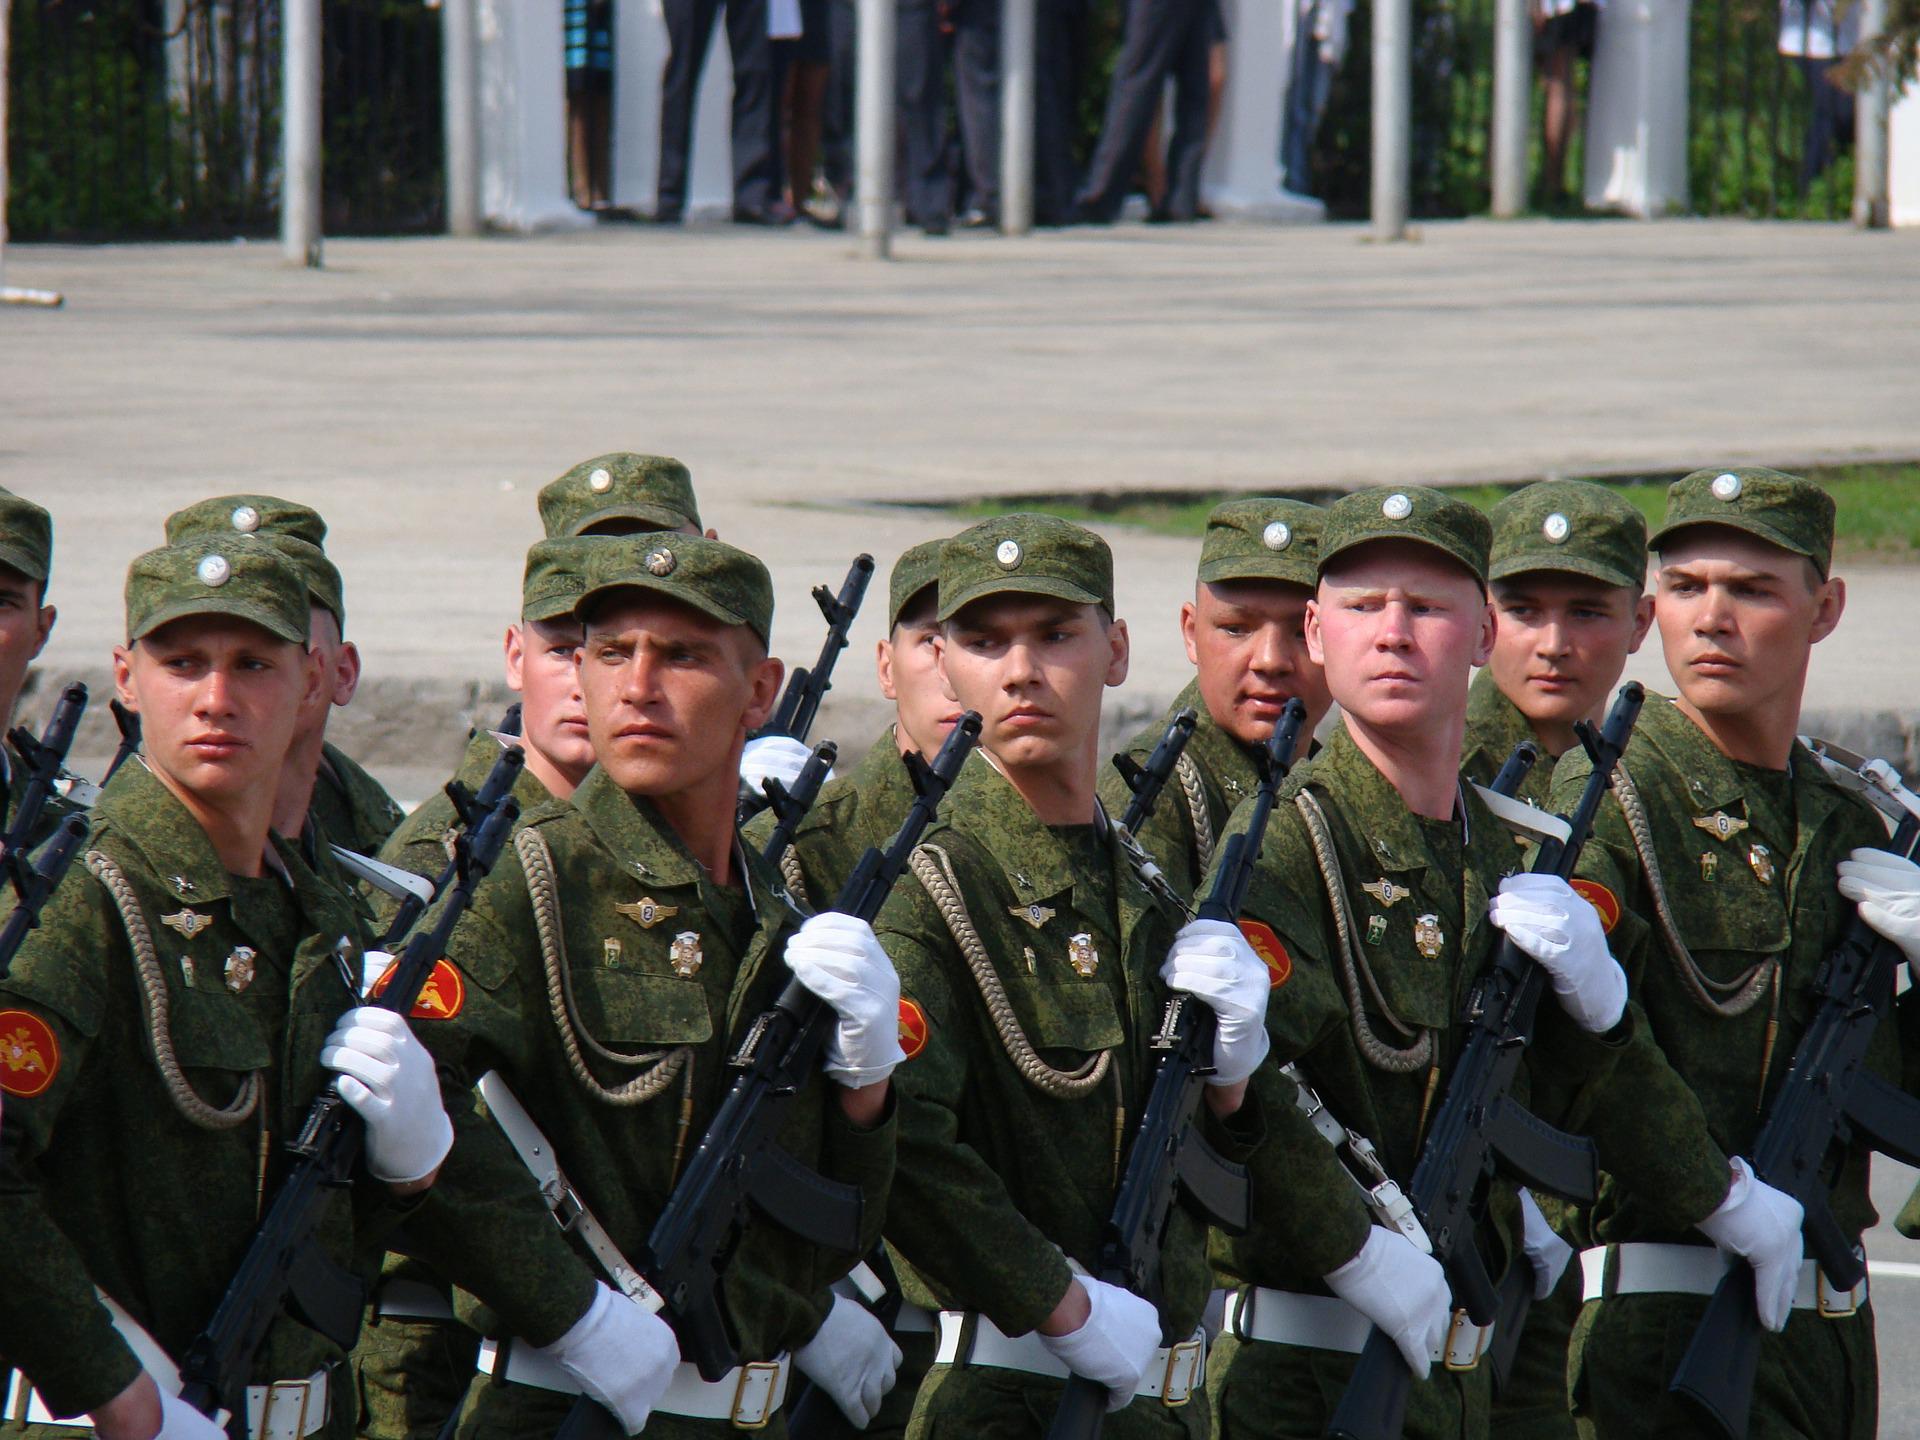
[[1159, 1336, 1204, 1407], [729, 1359, 783, 1430], [258, 1377, 316, 1440], [1816, 1261, 1867, 1320], [1442, 1310, 1491, 1372]]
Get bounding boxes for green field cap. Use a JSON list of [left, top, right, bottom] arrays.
[[575, 533, 773, 644], [1490, 480, 1648, 590], [938, 513, 1115, 622], [1318, 485, 1492, 585], [165, 493, 343, 628], [522, 537, 598, 623], [889, 540, 946, 630], [539, 454, 703, 538], [1197, 498, 1322, 589], [0, 487, 53, 585], [1649, 466, 1835, 579], [126, 535, 311, 645]]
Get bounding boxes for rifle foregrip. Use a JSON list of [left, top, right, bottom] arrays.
[[1045, 1374, 1110, 1440], [1668, 1271, 1758, 1440], [1324, 1332, 1410, 1440]]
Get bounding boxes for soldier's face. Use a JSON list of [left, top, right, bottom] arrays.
[[1308, 543, 1493, 735], [1182, 579, 1332, 746], [935, 596, 1128, 772], [114, 617, 321, 807], [1489, 575, 1652, 730], [877, 616, 963, 757], [578, 594, 782, 797], [1654, 529, 1844, 721], [506, 617, 594, 781], [0, 565, 54, 723]]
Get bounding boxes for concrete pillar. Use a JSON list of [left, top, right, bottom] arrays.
[[444, 0, 483, 235], [281, 0, 324, 266], [1200, 0, 1325, 219], [476, 0, 591, 230], [1891, 46, 1920, 227], [1001, 0, 1036, 234], [1854, 0, 1890, 228], [1371, 0, 1411, 239], [855, 0, 896, 256], [1490, 0, 1531, 216], [1582, 0, 1690, 217]]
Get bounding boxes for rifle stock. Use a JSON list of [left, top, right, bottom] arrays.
[[1046, 699, 1308, 1440]]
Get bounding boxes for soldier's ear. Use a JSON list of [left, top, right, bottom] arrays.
[[1470, 596, 1495, 667], [1179, 599, 1200, 667], [875, 638, 898, 702], [503, 624, 527, 691], [1104, 618, 1130, 689], [1304, 599, 1325, 667], [1626, 593, 1655, 655], [1809, 574, 1846, 646], [112, 644, 140, 711]]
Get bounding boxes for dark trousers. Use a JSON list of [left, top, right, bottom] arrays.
[[1032, 0, 1089, 224], [1075, 0, 1210, 219], [897, 0, 954, 222], [821, 0, 858, 196], [656, 0, 779, 213], [949, 0, 1004, 218]]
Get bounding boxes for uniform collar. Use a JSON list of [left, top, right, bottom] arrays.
[[1175, 679, 1266, 806], [1307, 722, 1469, 874], [97, 757, 238, 904], [1635, 694, 1788, 815], [570, 764, 772, 922]]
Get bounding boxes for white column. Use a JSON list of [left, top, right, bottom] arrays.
[[282, 0, 324, 266], [1582, 0, 1690, 217], [444, 0, 483, 235], [478, 0, 591, 230], [1854, 0, 1890, 228], [855, 0, 896, 255], [1200, 0, 1325, 219], [1371, 0, 1411, 239], [1490, 0, 1530, 217], [611, 0, 735, 220], [1890, 46, 1920, 227], [1001, 0, 1036, 234]]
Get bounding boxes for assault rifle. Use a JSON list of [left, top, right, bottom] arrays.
[[1113, 708, 1198, 840], [756, 740, 840, 877], [1326, 682, 1644, 1440], [1668, 739, 1920, 1439], [1045, 698, 1308, 1440], [176, 746, 526, 1431], [0, 683, 96, 980]]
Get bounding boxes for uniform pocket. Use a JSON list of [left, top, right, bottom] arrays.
[[565, 968, 713, 1046], [168, 985, 274, 1073], [1012, 978, 1125, 1057]]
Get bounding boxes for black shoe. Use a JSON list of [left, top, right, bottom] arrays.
[[649, 204, 685, 225], [732, 201, 798, 226], [922, 214, 950, 236]]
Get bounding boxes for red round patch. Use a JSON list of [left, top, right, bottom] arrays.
[[897, 999, 929, 1061], [370, 957, 467, 1020], [1569, 879, 1622, 935], [0, 1009, 60, 1098], [1239, 920, 1292, 989]]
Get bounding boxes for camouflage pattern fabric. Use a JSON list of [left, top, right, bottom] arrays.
[[310, 743, 407, 860]]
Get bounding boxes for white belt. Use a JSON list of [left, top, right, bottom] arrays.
[[1578, 1243, 1868, 1318], [830, 1260, 935, 1335], [476, 1338, 790, 1429], [931, 1311, 1206, 1405], [894, 1303, 936, 1335], [1221, 1286, 1494, 1372], [4, 1369, 333, 1439], [374, 1277, 458, 1323]]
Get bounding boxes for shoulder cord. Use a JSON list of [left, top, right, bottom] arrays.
[[1175, 753, 1215, 878], [907, 842, 1111, 1099], [1292, 793, 1433, 1074], [516, 827, 691, 1106], [85, 850, 261, 1130], [778, 847, 812, 911], [1607, 764, 1777, 1018]]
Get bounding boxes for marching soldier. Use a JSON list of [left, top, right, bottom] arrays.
[[0, 535, 452, 1440], [1204, 487, 1632, 1440], [162, 496, 404, 855], [873, 514, 1319, 1438], [1103, 498, 1333, 903], [397, 534, 902, 1438], [1552, 468, 1917, 1438], [1466, 480, 1652, 1440], [0, 486, 77, 845]]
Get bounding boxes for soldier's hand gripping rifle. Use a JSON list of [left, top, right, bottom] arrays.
[[552, 712, 983, 1440], [175, 746, 525, 1432], [1668, 741, 1920, 1440], [0, 683, 94, 980], [1326, 682, 1644, 1440], [1045, 698, 1308, 1440]]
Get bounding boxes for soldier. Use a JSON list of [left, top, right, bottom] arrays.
[[0, 535, 452, 1440], [397, 533, 902, 1438], [1553, 467, 1919, 1439], [1467, 481, 1651, 1440], [0, 486, 77, 845], [1204, 486, 1632, 1440], [873, 513, 1318, 1438], [163, 496, 404, 856], [1103, 498, 1332, 903]]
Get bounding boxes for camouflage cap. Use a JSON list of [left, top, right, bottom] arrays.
[[888, 539, 946, 630], [164, 494, 344, 630], [1197, 498, 1322, 589], [1318, 486, 1491, 586], [1489, 480, 1648, 591], [522, 537, 598, 624], [938, 513, 1115, 622], [126, 535, 311, 645], [575, 534, 773, 644], [538, 454, 703, 538], [1648, 466, 1836, 579], [0, 487, 53, 585]]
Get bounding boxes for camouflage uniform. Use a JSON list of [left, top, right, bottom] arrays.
[[401, 536, 895, 1440], [1206, 488, 1628, 1440], [1552, 469, 1911, 1440], [1470, 480, 1649, 1440], [0, 487, 82, 847], [0, 539, 376, 1440]]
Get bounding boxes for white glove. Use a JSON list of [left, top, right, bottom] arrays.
[[1697, 1157, 1805, 1333], [1036, 1276, 1163, 1412], [320, 1005, 454, 1184], [1324, 1226, 1452, 1379], [1160, 919, 1272, 1086], [153, 1390, 227, 1440], [793, 1295, 902, 1429], [1488, 873, 1627, 1033], [1518, 1190, 1574, 1300], [784, 913, 908, 1087], [740, 735, 824, 803], [1837, 847, 1920, 966], [538, 1282, 681, 1435]]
